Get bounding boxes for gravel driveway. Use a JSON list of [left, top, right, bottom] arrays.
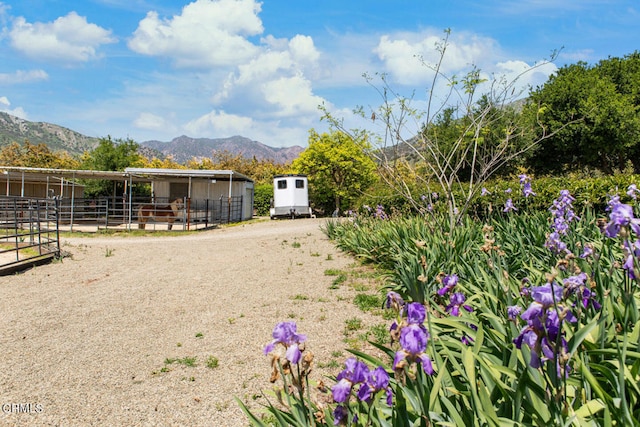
[[0, 218, 382, 426]]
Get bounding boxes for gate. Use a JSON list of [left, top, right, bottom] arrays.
[[0, 196, 60, 275]]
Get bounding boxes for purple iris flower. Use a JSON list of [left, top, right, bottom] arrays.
[[523, 182, 536, 198], [530, 282, 564, 307], [446, 292, 473, 317], [514, 280, 577, 376], [507, 305, 522, 321], [579, 244, 594, 259], [628, 184, 639, 200], [332, 357, 369, 403], [438, 273, 458, 296], [622, 239, 640, 280], [374, 205, 388, 220], [605, 198, 640, 238], [505, 188, 512, 194], [384, 291, 404, 311], [545, 190, 579, 255], [544, 231, 568, 254], [357, 366, 392, 405], [393, 324, 434, 375], [481, 187, 490, 196], [263, 321, 307, 363], [333, 405, 347, 426], [503, 198, 517, 213], [518, 174, 536, 198], [406, 302, 426, 325]]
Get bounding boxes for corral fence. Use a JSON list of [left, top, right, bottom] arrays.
[[0, 196, 60, 275], [57, 195, 244, 232]]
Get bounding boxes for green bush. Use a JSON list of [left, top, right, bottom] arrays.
[[253, 183, 273, 216]]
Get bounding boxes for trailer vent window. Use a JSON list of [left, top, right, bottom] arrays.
[[277, 180, 287, 189], [295, 179, 305, 189]]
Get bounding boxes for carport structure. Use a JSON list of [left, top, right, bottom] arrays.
[[0, 166, 254, 232]]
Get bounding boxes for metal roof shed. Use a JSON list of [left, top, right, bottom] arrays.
[[124, 168, 254, 223]]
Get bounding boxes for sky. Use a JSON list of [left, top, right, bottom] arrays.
[[0, 0, 638, 148]]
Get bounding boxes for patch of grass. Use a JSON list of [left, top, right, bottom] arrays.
[[104, 247, 114, 257], [344, 317, 363, 334], [382, 309, 396, 320], [206, 356, 219, 369], [353, 293, 382, 312], [310, 252, 321, 257], [291, 294, 309, 301], [326, 254, 333, 261], [369, 324, 389, 345], [195, 332, 204, 338], [165, 356, 198, 367], [331, 350, 344, 358], [324, 268, 343, 276], [330, 274, 347, 289], [291, 241, 301, 248], [287, 312, 296, 319], [317, 359, 341, 369], [177, 342, 182, 347]]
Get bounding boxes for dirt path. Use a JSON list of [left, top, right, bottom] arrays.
[[0, 218, 383, 426]]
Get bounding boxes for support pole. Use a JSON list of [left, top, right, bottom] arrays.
[[227, 172, 233, 223], [127, 175, 133, 231], [70, 172, 76, 232]]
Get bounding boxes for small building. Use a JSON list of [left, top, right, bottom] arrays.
[[270, 174, 312, 219], [124, 168, 254, 223]]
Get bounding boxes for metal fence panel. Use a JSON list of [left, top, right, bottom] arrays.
[[0, 196, 60, 274]]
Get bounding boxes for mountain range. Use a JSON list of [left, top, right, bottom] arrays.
[[0, 112, 303, 164]]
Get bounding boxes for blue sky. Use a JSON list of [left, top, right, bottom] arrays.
[[0, 0, 638, 148]]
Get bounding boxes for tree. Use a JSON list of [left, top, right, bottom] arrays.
[[526, 53, 640, 174], [292, 130, 377, 214], [322, 29, 561, 226], [0, 141, 80, 169], [80, 136, 143, 172], [79, 136, 145, 197]]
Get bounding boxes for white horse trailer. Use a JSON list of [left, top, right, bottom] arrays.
[[270, 175, 313, 219]]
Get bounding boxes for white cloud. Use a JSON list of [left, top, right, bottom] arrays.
[[0, 69, 48, 84], [492, 60, 558, 94], [210, 34, 324, 118], [133, 112, 176, 132], [261, 73, 324, 117], [559, 49, 595, 62], [373, 30, 499, 86], [0, 96, 28, 119], [8, 12, 116, 62], [184, 110, 254, 135], [128, 0, 263, 68]]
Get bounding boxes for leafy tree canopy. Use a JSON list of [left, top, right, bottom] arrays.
[[80, 136, 143, 172], [292, 129, 377, 214], [526, 52, 640, 174], [0, 141, 80, 169]]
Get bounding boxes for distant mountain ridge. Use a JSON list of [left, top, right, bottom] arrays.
[[141, 135, 304, 164], [0, 112, 304, 164], [0, 112, 100, 154]]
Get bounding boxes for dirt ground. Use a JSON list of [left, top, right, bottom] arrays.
[[0, 218, 384, 426]]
